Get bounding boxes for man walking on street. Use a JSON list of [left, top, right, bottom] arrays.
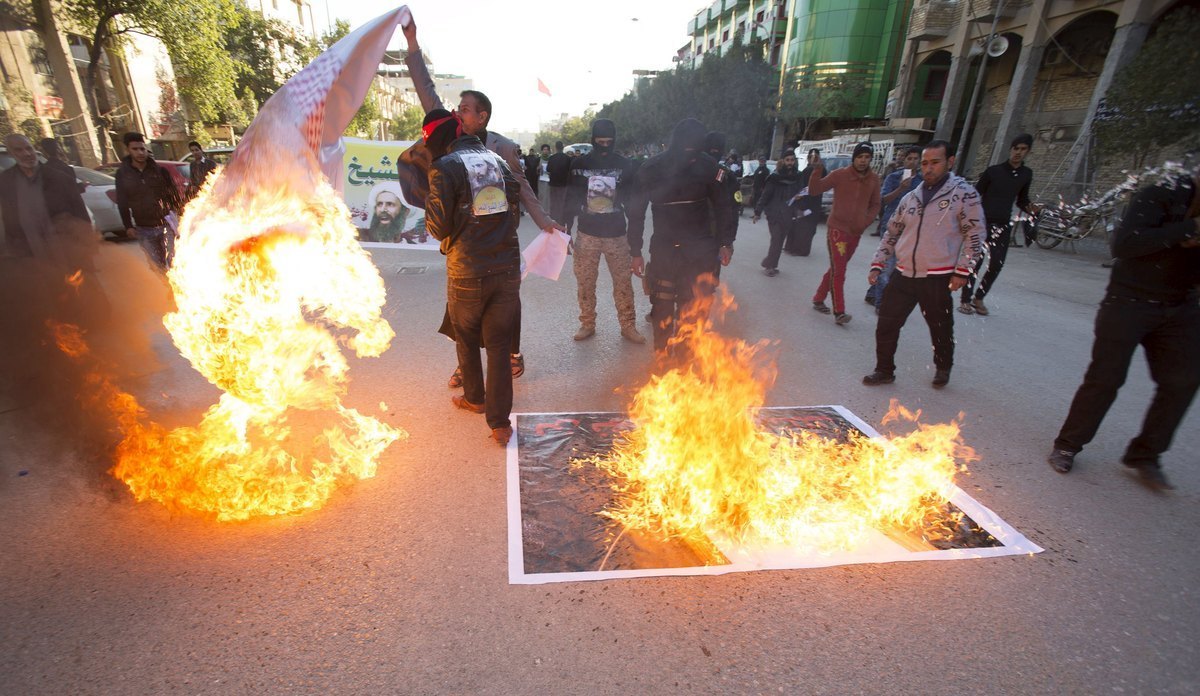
[[423, 109, 523, 446], [626, 118, 735, 351], [959, 133, 1041, 316], [807, 142, 881, 324], [1047, 165, 1200, 491], [752, 148, 809, 276], [564, 119, 644, 344], [546, 141, 572, 229], [865, 145, 923, 309], [750, 154, 769, 210], [863, 140, 983, 389], [1, 133, 88, 263], [115, 132, 182, 272], [523, 147, 541, 199]]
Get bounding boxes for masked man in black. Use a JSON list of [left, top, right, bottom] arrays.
[[627, 118, 735, 351], [753, 148, 812, 275]]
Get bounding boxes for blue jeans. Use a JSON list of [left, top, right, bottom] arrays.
[[136, 225, 172, 271], [866, 253, 897, 307]]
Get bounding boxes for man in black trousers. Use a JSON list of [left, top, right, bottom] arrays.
[[1048, 166, 1200, 491]]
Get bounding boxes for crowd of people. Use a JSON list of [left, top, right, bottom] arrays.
[[2, 10, 1196, 488]]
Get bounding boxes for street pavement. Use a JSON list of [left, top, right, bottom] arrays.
[[1, 215, 1197, 694]]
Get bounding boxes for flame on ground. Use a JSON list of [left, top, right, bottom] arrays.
[[53, 140, 403, 521], [586, 281, 974, 552]]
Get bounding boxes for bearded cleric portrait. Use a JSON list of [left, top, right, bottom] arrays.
[[358, 181, 411, 243]]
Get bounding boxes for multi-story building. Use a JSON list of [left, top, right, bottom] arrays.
[[684, 0, 789, 68], [890, 0, 1188, 194], [251, 0, 319, 40]]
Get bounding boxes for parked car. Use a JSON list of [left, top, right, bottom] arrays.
[[816, 154, 852, 217], [563, 143, 592, 157], [180, 146, 234, 166], [72, 166, 124, 235]]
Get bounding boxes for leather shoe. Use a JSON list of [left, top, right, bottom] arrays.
[[574, 325, 595, 341], [1130, 463, 1174, 491], [1047, 449, 1075, 473], [932, 369, 950, 388], [491, 425, 513, 445], [451, 395, 484, 414], [862, 371, 895, 386]]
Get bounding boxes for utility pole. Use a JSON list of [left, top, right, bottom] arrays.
[[955, 0, 1005, 173]]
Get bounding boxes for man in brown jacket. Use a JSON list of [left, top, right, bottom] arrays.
[[807, 142, 881, 324]]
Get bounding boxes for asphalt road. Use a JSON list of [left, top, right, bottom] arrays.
[[1, 216, 1197, 694]]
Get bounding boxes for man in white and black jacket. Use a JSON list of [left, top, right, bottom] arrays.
[[864, 140, 984, 389], [563, 119, 644, 344]]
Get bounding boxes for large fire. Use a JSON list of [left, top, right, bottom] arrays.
[[54, 136, 403, 521], [589, 282, 973, 552]]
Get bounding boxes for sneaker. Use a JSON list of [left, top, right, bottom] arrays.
[[447, 366, 463, 389], [932, 369, 951, 388], [812, 302, 831, 314], [451, 395, 485, 414], [573, 325, 595, 341], [834, 312, 852, 325], [971, 299, 989, 316], [1131, 463, 1174, 491], [862, 371, 895, 386], [763, 268, 779, 277], [957, 303, 975, 315], [1047, 449, 1075, 474], [491, 425, 514, 445], [510, 353, 525, 378], [620, 326, 646, 344], [864, 293, 875, 305]]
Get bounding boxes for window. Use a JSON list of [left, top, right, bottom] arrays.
[[756, 10, 764, 23], [722, 29, 729, 42], [923, 68, 949, 101], [709, 38, 715, 49], [30, 47, 53, 77]]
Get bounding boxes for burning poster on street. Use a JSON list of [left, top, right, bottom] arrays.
[[505, 288, 1040, 584]]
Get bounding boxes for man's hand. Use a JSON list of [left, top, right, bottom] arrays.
[[751, 214, 760, 224], [948, 275, 968, 291], [631, 256, 645, 278], [719, 246, 733, 266], [542, 221, 566, 234], [867, 269, 880, 286], [125, 227, 137, 239], [402, 15, 418, 51]]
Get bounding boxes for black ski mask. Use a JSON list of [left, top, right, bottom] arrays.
[[704, 131, 726, 159], [667, 118, 707, 161], [591, 118, 616, 156]]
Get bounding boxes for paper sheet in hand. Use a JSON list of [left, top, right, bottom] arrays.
[[506, 406, 1041, 584], [521, 230, 572, 280]]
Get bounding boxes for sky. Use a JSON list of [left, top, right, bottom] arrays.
[[323, 0, 709, 134]]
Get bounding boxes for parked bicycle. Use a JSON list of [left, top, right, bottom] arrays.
[[1032, 187, 1123, 249]]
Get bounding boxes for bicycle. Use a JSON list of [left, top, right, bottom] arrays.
[[1032, 189, 1121, 249]]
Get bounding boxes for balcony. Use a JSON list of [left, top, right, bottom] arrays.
[[908, 1, 959, 41], [968, 0, 1026, 22]]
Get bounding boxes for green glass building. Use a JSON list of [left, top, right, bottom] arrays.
[[782, 0, 909, 118]]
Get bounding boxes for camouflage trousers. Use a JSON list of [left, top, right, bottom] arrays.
[[574, 231, 636, 329]]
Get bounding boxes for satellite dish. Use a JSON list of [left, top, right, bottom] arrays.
[[986, 35, 1010, 58]]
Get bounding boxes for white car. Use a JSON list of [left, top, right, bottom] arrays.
[[73, 166, 124, 235], [563, 143, 593, 157]]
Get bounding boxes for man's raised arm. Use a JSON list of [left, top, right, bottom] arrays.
[[402, 18, 443, 113]]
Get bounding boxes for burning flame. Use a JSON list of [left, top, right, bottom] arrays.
[[54, 137, 403, 521], [587, 282, 973, 552]]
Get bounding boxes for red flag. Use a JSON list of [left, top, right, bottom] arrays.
[[537, 78, 552, 97]]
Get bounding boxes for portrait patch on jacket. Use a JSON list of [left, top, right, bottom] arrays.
[[586, 175, 617, 214], [462, 152, 509, 216]]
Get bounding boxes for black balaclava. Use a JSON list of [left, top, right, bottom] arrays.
[[704, 131, 727, 159], [423, 109, 463, 161], [667, 118, 707, 160], [591, 118, 616, 155]]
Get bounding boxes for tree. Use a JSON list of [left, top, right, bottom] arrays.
[[391, 104, 424, 141], [59, 0, 239, 143], [1095, 7, 1200, 169], [779, 76, 867, 142], [534, 110, 596, 149]]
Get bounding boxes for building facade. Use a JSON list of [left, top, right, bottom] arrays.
[[891, 0, 1190, 194]]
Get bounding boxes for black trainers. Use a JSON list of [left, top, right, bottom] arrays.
[[1129, 463, 1175, 491], [834, 312, 852, 325], [862, 371, 895, 386], [812, 301, 831, 314], [764, 268, 779, 277], [932, 369, 950, 388], [1047, 449, 1075, 474]]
